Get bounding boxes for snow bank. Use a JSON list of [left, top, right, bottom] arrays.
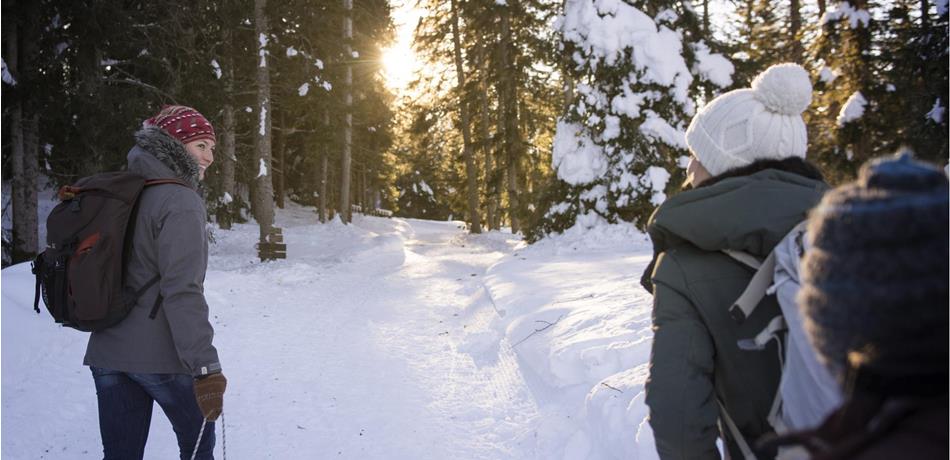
[[483, 219, 658, 459]]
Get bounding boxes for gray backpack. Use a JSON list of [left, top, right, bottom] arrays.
[[719, 222, 843, 459]]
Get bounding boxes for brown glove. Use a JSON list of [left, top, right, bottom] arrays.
[[194, 373, 227, 421]]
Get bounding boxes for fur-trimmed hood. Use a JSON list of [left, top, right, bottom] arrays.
[[129, 126, 201, 189]]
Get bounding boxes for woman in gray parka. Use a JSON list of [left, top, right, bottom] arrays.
[[84, 106, 227, 460]]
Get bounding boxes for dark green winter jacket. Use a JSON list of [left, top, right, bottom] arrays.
[[643, 169, 827, 460]]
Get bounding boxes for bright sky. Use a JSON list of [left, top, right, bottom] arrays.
[[380, 1, 739, 93], [381, 0, 424, 93]]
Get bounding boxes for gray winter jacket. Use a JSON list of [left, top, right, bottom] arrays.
[[83, 127, 221, 377]]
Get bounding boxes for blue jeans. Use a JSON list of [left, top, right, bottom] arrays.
[[90, 367, 214, 460]]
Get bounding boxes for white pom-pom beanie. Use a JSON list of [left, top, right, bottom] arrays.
[[685, 63, 813, 177]]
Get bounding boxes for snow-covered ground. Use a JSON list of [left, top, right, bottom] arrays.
[[2, 202, 659, 459]]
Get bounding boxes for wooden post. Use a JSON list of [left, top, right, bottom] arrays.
[[257, 227, 287, 261]]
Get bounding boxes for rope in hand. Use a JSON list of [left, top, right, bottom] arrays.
[[190, 419, 208, 460]]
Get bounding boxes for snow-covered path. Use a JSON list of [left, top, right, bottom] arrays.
[[212, 211, 540, 459], [2, 204, 660, 459], [2, 208, 541, 459]]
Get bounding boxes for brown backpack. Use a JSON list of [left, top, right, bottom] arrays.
[[31, 172, 187, 332]]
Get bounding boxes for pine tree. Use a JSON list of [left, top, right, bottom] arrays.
[[253, 0, 277, 240], [3, 0, 40, 263], [876, 0, 948, 165], [807, 0, 878, 182], [450, 0, 482, 233], [531, 0, 734, 240], [408, 0, 559, 231]]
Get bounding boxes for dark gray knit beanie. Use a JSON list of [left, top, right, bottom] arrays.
[[799, 153, 949, 391]]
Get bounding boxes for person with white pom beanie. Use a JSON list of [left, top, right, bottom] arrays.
[[685, 63, 813, 178], [641, 63, 830, 460]]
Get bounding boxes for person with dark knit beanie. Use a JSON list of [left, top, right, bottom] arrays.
[[763, 153, 949, 459], [84, 105, 226, 460]]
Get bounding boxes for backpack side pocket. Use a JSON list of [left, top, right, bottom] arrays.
[[67, 232, 114, 321]]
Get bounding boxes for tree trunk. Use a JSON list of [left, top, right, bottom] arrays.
[[850, 0, 872, 166], [450, 0, 482, 233], [361, 167, 368, 211], [319, 110, 329, 223], [745, 0, 755, 42], [340, 0, 354, 223], [275, 111, 286, 209], [921, 0, 930, 27], [218, 45, 237, 230], [476, 42, 497, 231], [498, 6, 521, 234], [218, 106, 236, 229], [254, 0, 275, 243], [17, 113, 40, 260], [790, 0, 803, 61], [5, 4, 39, 262], [817, 0, 826, 17], [703, 0, 710, 36]]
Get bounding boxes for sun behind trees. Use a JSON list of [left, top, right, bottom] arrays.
[[2, 0, 396, 264], [2, 0, 947, 264], [395, 0, 947, 240]]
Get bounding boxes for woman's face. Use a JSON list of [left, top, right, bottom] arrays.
[[686, 155, 711, 187], [184, 139, 215, 180]]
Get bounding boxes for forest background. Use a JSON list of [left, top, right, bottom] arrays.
[[3, 0, 948, 266]]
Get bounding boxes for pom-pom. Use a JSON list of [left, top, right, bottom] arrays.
[[752, 63, 813, 115]]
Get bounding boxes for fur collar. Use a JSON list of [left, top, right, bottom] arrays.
[[134, 126, 201, 189]]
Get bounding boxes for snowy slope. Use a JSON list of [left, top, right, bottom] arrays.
[[482, 224, 659, 460], [1, 203, 659, 459]]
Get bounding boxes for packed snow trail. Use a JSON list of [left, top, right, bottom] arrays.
[[209, 209, 542, 459], [2, 207, 541, 459], [3, 203, 662, 459]]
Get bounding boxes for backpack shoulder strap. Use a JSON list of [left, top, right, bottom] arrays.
[[722, 249, 777, 324], [721, 220, 809, 324], [717, 399, 759, 460]]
